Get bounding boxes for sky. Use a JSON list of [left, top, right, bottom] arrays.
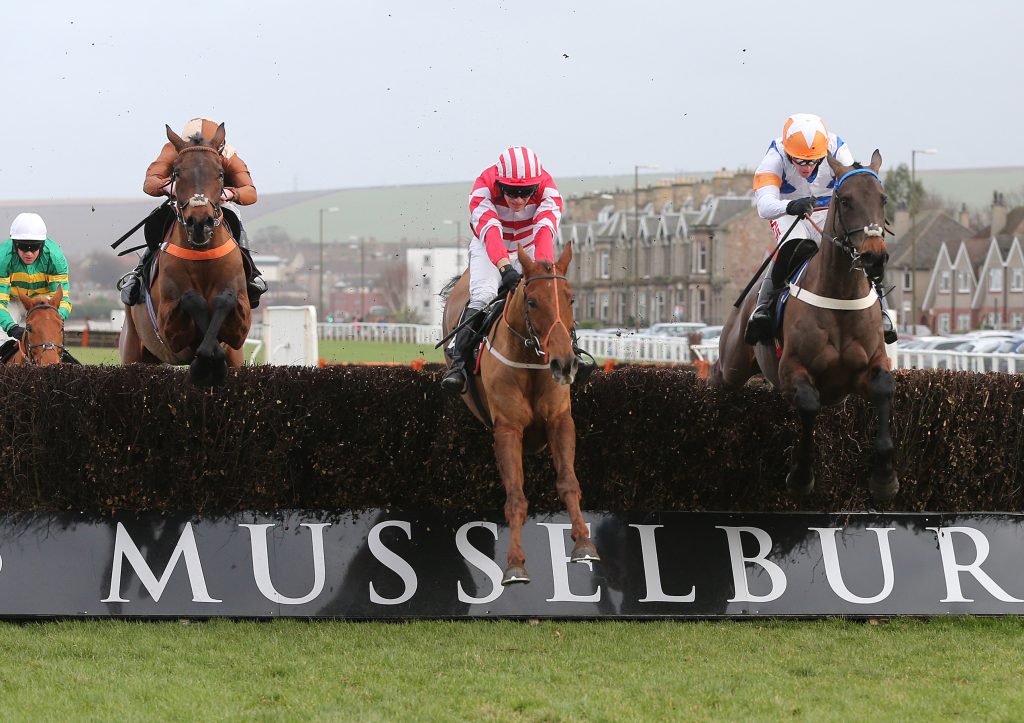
[[2, 0, 1021, 201]]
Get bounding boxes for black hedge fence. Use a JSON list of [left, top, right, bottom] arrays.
[[0, 365, 1021, 514]]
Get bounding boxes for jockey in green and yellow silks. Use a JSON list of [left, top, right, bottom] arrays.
[[0, 213, 72, 343]]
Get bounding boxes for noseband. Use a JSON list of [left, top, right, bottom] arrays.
[[502, 273, 571, 359], [809, 168, 887, 281], [171, 145, 224, 241], [21, 303, 66, 365]]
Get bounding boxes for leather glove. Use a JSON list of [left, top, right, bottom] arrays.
[[786, 197, 816, 218], [498, 265, 522, 295], [8, 325, 25, 340]]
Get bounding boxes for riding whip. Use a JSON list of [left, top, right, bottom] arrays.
[[434, 297, 502, 349], [110, 199, 171, 251], [733, 215, 802, 308]]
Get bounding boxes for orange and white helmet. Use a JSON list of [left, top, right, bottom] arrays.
[[782, 113, 829, 161], [495, 146, 544, 186]]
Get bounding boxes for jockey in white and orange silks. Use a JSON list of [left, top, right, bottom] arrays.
[[441, 146, 564, 394]]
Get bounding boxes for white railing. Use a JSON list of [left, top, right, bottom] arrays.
[[314, 322, 441, 345], [574, 332, 696, 363], [895, 350, 1024, 373]]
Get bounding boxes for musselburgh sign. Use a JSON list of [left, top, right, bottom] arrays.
[[1, 511, 1023, 617]]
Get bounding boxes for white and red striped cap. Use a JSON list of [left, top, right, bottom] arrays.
[[495, 146, 544, 186]]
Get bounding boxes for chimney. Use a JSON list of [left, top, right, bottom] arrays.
[[991, 191, 1008, 236], [959, 203, 970, 229], [893, 202, 911, 240]]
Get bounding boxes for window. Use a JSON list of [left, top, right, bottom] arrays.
[[599, 251, 610, 279], [957, 313, 971, 332], [957, 271, 971, 293], [1013, 313, 1023, 328], [616, 293, 626, 324], [585, 293, 596, 320], [694, 287, 707, 322], [990, 268, 1003, 292], [940, 271, 950, 293], [1013, 269, 1024, 291], [692, 239, 708, 273], [938, 313, 950, 333], [902, 269, 913, 291], [654, 292, 666, 322], [599, 293, 609, 322]]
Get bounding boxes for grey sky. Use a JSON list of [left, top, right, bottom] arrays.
[[2, 1, 1020, 201]]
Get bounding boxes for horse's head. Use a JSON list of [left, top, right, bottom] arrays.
[[166, 122, 227, 248], [516, 242, 577, 385], [19, 287, 65, 366], [826, 149, 888, 282]]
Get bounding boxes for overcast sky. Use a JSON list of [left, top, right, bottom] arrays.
[[2, 1, 1020, 201]]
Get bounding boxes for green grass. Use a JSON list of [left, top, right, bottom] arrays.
[[68, 340, 445, 366], [0, 618, 1021, 719]]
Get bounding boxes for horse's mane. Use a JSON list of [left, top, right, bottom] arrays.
[[850, 161, 865, 170], [186, 132, 206, 146], [439, 275, 461, 300]]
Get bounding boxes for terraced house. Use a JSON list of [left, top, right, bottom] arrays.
[[560, 171, 767, 327]]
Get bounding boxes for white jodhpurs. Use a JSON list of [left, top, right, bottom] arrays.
[[467, 236, 536, 310]]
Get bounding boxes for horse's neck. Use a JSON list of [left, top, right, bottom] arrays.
[[808, 222, 870, 297], [495, 291, 533, 360], [170, 221, 233, 248]]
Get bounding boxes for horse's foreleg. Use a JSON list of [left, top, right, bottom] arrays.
[[180, 289, 236, 387], [546, 412, 599, 563], [867, 366, 899, 502], [785, 372, 820, 496], [494, 422, 530, 585]]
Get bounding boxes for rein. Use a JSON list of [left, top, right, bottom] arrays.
[[498, 273, 571, 361], [20, 303, 66, 364]]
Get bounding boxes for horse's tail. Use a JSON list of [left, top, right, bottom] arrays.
[[439, 275, 462, 300]]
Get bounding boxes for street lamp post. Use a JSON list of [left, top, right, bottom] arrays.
[[349, 235, 366, 318], [910, 149, 937, 333], [633, 164, 657, 328], [318, 207, 339, 319]]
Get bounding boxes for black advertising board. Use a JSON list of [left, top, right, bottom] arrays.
[[1, 511, 1023, 618]]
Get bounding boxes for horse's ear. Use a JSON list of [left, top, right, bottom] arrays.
[[52, 286, 63, 305], [211, 123, 226, 151], [516, 244, 534, 275], [166, 124, 187, 152], [555, 240, 573, 275], [869, 149, 882, 172], [826, 151, 850, 178]]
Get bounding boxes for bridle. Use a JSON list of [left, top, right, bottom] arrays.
[[807, 168, 888, 283], [170, 145, 224, 245], [501, 273, 572, 359], [20, 303, 66, 365]]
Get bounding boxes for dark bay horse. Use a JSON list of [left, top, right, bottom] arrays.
[[711, 151, 898, 501], [3, 288, 67, 366], [119, 123, 250, 386], [441, 242, 599, 585]]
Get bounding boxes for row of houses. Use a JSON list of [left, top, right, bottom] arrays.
[[558, 176, 1024, 334]]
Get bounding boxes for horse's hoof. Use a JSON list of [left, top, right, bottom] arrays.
[[501, 566, 530, 586], [786, 469, 815, 496], [870, 474, 899, 502], [570, 541, 600, 563], [189, 357, 215, 387]]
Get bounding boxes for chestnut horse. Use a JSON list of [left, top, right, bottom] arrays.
[[119, 123, 250, 386], [710, 151, 898, 501], [441, 242, 599, 585], [4, 288, 67, 366]]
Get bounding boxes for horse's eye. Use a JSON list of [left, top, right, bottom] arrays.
[[527, 298, 539, 309], [840, 196, 852, 208], [569, 295, 576, 305]]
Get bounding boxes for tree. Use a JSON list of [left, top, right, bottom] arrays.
[[883, 163, 928, 215]]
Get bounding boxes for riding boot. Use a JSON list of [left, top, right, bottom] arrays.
[[239, 246, 267, 309], [571, 327, 596, 385], [744, 263, 785, 345], [875, 283, 898, 345], [441, 308, 483, 395], [117, 249, 153, 306]]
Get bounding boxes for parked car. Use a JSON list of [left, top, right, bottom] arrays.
[[693, 325, 724, 344], [644, 322, 707, 338]]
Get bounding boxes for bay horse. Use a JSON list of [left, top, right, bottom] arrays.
[[710, 151, 898, 502], [119, 123, 250, 386], [3, 287, 67, 366], [441, 242, 599, 585]]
